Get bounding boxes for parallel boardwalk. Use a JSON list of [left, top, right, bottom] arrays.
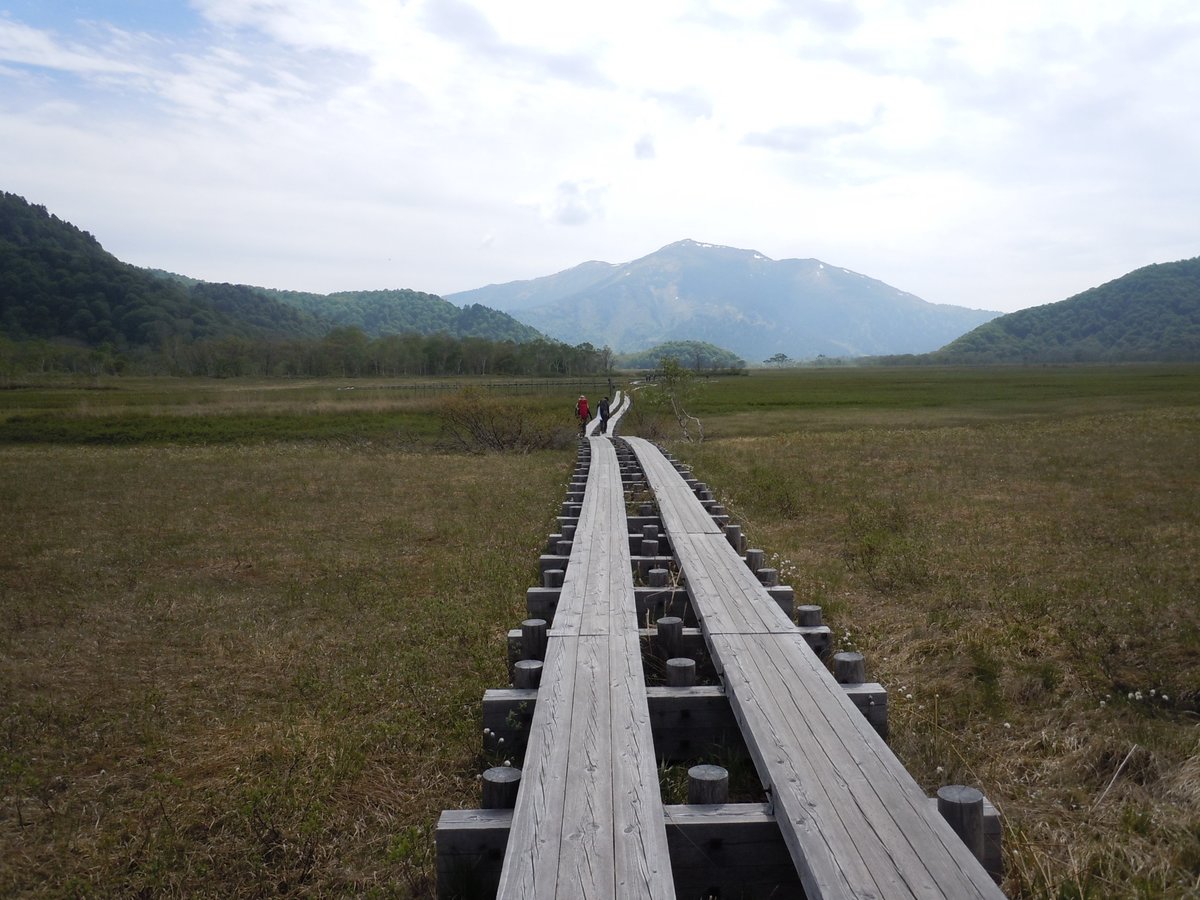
[[624, 436, 1004, 899], [496, 434, 674, 898], [584, 390, 627, 438]]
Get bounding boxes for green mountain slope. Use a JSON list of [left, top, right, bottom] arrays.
[[936, 258, 1200, 363], [0, 192, 331, 349], [1, 191, 545, 352], [262, 288, 543, 342]]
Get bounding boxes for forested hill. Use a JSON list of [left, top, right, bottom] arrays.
[[615, 340, 745, 370], [0, 191, 545, 353], [0, 191, 324, 349], [934, 257, 1200, 363], [257, 287, 543, 343]]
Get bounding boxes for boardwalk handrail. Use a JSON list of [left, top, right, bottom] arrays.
[[625, 436, 1005, 899]]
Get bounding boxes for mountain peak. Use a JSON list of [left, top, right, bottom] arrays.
[[448, 240, 1000, 358], [658, 238, 771, 260]]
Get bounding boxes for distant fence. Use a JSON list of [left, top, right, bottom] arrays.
[[341, 378, 619, 395]]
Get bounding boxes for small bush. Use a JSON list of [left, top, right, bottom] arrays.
[[842, 497, 932, 592], [436, 388, 575, 453]]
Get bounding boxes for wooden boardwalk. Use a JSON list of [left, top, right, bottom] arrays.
[[437, 407, 1003, 898], [495, 429, 675, 898], [625, 436, 1004, 900], [584, 390, 628, 438]]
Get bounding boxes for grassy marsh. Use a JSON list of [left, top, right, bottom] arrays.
[[1, 423, 569, 895], [674, 366, 1200, 898], [2, 366, 1198, 897]]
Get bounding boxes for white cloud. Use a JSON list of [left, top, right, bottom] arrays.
[[0, 0, 1197, 310], [544, 180, 608, 227]]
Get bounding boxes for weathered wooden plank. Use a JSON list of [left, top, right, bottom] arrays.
[[624, 436, 1004, 899], [662, 803, 803, 898], [627, 440, 722, 535], [437, 809, 514, 899], [438, 802, 803, 900], [554, 635, 617, 895], [496, 436, 674, 899], [672, 533, 795, 635], [499, 630, 582, 895], [714, 632, 925, 897], [609, 623, 675, 893], [484, 685, 745, 763]]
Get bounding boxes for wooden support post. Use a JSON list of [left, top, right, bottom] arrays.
[[481, 766, 521, 809], [438, 803, 804, 900], [512, 659, 543, 689], [556, 539, 573, 555], [647, 567, 671, 588], [521, 618, 548, 662], [657, 616, 683, 660], [795, 604, 823, 626], [639, 502, 655, 516], [794, 605, 832, 657], [665, 657, 697, 687], [543, 569, 564, 588], [937, 785, 985, 862], [539, 554, 569, 574], [642, 538, 660, 557], [766, 585, 794, 617], [687, 765, 729, 805], [525, 586, 559, 619], [745, 548, 765, 572], [833, 651, 866, 685], [756, 567, 779, 587], [724, 524, 741, 550], [642, 524, 659, 541], [842, 683, 889, 739]]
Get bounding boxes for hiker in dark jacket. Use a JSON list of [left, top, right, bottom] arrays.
[[597, 396, 611, 433]]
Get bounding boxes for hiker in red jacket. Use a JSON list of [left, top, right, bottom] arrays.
[[576, 395, 590, 434]]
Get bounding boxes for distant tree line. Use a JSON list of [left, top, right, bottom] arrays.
[[616, 340, 745, 372], [0, 329, 613, 379]]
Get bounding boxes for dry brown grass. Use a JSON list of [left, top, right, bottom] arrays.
[[0, 441, 569, 897], [682, 403, 1200, 898], [4, 369, 1198, 897]]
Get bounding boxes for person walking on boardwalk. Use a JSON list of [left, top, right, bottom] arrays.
[[597, 396, 611, 434], [576, 394, 590, 434]]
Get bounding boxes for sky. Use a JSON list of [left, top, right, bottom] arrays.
[[1, 1, 1197, 313]]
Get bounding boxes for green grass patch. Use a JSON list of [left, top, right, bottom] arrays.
[[0, 409, 439, 445]]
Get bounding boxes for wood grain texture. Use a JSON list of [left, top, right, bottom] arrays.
[[496, 437, 674, 899], [624, 436, 1003, 900]]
